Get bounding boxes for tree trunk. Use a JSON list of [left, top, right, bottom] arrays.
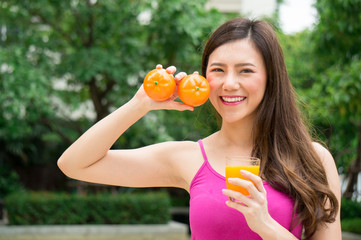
[[89, 77, 110, 122], [343, 121, 361, 199]]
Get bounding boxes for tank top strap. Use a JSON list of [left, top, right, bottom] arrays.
[[197, 139, 209, 164]]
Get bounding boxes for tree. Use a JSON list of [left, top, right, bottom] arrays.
[[311, 0, 361, 198], [0, 0, 227, 192], [313, 0, 361, 69]]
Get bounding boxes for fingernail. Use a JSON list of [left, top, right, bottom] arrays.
[[228, 178, 235, 183]]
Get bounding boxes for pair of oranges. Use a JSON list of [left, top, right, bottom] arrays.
[[143, 68, 210, 107]]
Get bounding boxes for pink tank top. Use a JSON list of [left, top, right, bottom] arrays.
[[189, 140, 303, 239]]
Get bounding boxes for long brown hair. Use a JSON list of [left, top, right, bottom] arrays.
[[202, 18, 338, 238]]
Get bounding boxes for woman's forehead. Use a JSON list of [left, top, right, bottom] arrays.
[[208, 39, 264, 68]]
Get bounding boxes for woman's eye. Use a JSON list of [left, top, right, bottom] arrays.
[[241, 68, 254, 73], [211, 68, 223, 72]]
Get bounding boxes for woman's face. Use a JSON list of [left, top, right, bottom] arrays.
[[206, 39, 267, 124]]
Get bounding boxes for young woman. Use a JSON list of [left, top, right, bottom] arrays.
[[58, 18, 341, 239]]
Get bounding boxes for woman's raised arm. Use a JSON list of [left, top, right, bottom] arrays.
[[57, 65, 193, 188]]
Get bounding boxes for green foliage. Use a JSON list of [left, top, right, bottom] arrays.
[[0, 0, 229, 185], [278, 30, 316, 91], [0, 46, 52, 141], [310, 59, 361, 123], [340, 197, 361, 220], [311, 0, 361, 129], [340, 197, 361, 234], [307, 57, 361, 171], [145, 0, 226, 70], [310, 59, 361, 169], [5, 191, 171, 225], [313, 0, 361, 68], [341, 218, 361, 234], [170, 194, 190, 207], [0, 165, 23, 199]]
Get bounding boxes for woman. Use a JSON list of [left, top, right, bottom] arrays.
[[58, 18, 341, 239]]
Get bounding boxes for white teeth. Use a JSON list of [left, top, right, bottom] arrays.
[[221, 96, 246, 102]]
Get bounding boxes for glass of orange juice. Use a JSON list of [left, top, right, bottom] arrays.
[[225, 156, 260, 197]]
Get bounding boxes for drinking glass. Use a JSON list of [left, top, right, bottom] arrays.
[[225, 156, 260, 197]]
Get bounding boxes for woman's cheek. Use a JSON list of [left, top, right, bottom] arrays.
[[207, 75, 218, 90], [206, 75, 220, 107]]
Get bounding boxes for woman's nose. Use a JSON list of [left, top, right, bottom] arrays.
[[222, 73, 240, 91]]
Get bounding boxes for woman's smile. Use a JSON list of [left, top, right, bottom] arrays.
[[220, 96, 247, 105]]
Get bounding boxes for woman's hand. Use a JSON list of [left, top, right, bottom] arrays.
[[133, 64, 194, 112], [222, 170, 275, 237]]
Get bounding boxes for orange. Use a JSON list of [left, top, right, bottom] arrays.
[[143, 69, 176, 101], [178, 73, 210, 106]]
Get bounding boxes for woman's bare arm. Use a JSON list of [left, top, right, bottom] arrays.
[[311, 143, 342, 240], [57, 66, 193, 189]]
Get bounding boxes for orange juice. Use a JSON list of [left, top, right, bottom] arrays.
[[225, 165, 260, 196]]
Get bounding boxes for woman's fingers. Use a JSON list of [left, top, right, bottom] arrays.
[[240, 170, 267, 195], [225, 198, 248, 212], [166, 65, 176, 75], [156, 64, 188, 81], [174, 72, 187, 82], [224, 173, 266, 205], [156, 64, 177, 75], [222, 188, 251, 205], [224, 178, 257, 202]]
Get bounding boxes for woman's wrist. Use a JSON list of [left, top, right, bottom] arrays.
[[128, 95, 152, 116], [258, 217, 298, 240], [258, 218, 277, 240]]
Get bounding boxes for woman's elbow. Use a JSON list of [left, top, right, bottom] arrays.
[[57, 155, 74, 178]]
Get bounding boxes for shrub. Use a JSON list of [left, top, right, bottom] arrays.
[[341, 197, 361, 220], [341, 218, 361, 235], [0, 166, 23, 199], [5, 191, 170, 225]]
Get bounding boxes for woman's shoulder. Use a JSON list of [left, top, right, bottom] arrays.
[[311, 142, 338, 176], [158, 140, 205, 190], [311, 142, 334, 162]]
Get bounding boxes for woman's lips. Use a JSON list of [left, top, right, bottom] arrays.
[[220, 96, 246, 105]]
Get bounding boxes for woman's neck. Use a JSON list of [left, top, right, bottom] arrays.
[[216, 118, 255, 154]]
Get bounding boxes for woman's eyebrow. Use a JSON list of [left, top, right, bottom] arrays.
[[209, 62, 225, 67], [235, 62, 256, 67], [209, 62, 256, 67]]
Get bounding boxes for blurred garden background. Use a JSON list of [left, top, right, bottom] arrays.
[[0, 0, 360, 236]]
